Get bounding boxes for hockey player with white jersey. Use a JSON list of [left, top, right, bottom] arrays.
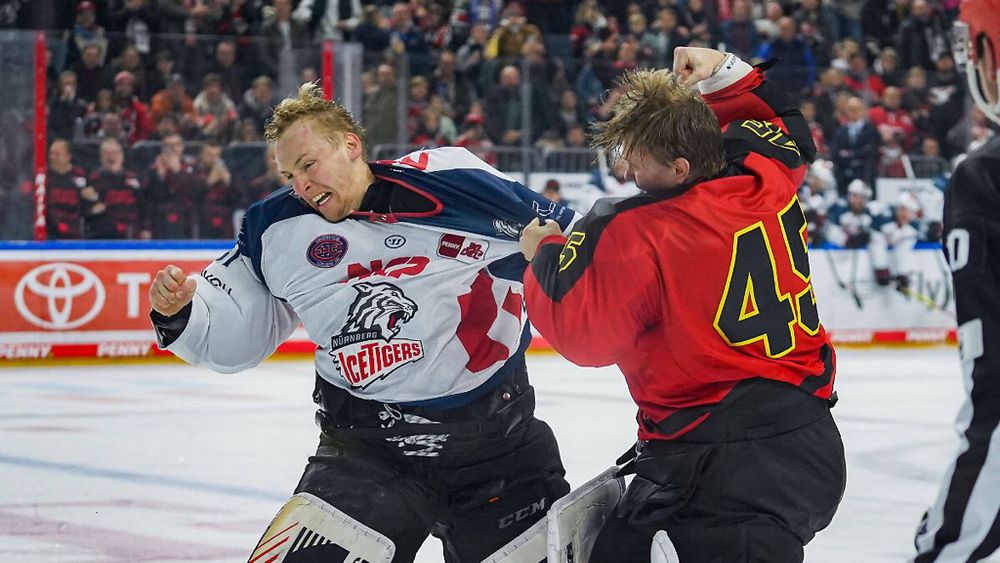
[[147, 84, 576, 562], [870, 192, 922, 289], [824, 179, 885, 249]]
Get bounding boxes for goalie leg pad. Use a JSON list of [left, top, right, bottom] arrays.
[[480, 516, 548, 563], [249, 492, 395, 563], [546, 467, 626, 563], [650, 530, 681, 563]]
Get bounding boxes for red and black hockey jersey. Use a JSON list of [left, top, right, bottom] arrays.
[[525, 64, 836, 441]]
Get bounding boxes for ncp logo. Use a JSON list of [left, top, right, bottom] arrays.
[[14, 263, 106, 330]]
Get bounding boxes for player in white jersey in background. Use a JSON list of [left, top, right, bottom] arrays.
[[148, 83, 577, 562], [913, 0, 1000, 560]]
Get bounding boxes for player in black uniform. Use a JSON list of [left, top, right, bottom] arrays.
[[913, 1, 1000, 560]]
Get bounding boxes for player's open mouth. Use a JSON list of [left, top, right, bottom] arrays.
[[312, 192, 333, 207]]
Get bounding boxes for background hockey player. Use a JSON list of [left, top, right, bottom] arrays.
[[870, 192, 923, 291], [825, 178, 883, 250], [913, 0, 1000, 559], [519, 47, 846, 562], [147, 83, 574, 562]]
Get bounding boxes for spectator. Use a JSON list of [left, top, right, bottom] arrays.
[[389, 2, 432, 77], [825, 179, 882, 248], [625, 12, 659, 64], [85, 137, 148, 239], [246, 144, 284, 204], [205, 40, 248, 107], [150, 73, 196, 128], [72, 43, 112, 103], [844, 51, 886, 101], [363, 63, 400, 148], [554, 89, 587, 138], [799, 20, 831, 69], [756, 16, 817, 100], [109, 45, 149, 102], [112, 70, 154, 144], [755, 0, 785, 41], [524, 0, 572, 34], [861, 0, 903, 48], [406, 75, 431, 139], [901, 66, 933, 135], [292, 0, 362, 41], [257, 0, 311, 99], [49, 70, 89, 141], [896, 0, 949, 71], [454, 109, 496, 164], [107, 0, 158, 58], [193, 141, 240, 239], [236, 117, 265, 142], [83, 88, 116, 138], [484, 65, 525, 146], [145, 50, 176, 100], [838, 0, 866, 41], [870, 86, 916, 150], [456, 23, 490, 98], [564, 125, 587, 148], [95, 113, 130, 145], [927, 52, 965, 155], [541, 178, 564, 204], [650, 8, 687, 69], [238, 76, 278, 134], [145, 133, 197, 238], [720, 0, 761, 61], [149, 113, 181, 141], [411, 107, 449, 147], [800, 99, 828, 157], [44, 139, 90, 240], [874, 47, 904, 87], [353, 5, 392, 62], [486, 3, 542, 60], [193, 74, 238, 143], [830, 95, 880, 193], [66, 1, 108, 71], [428, 95, 458, 142], [432, 50, 472, 121], [794, 0, 840, 45], [679, 0, 716, 45]]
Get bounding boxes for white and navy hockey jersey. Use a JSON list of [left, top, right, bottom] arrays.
[[160, 147, 579, 407]]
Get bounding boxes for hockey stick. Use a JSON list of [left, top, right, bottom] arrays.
[[824, 248, 864, 309], [896, 283, 956, 318], [846, 248, 864, 309]]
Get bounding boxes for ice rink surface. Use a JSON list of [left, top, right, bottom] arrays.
[[2, 347, 998, 562]]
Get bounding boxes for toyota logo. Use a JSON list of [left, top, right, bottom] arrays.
[[14, 263, 106, 330]]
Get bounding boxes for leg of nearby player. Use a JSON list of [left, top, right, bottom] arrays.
[[436, 418, 571, 563], [253, 436, 436, 563]]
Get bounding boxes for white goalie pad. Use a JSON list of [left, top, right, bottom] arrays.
[[651, 530, 681, 563], [546, 466, 626, 563], [248, 492, 395, 563], [481, 515, 548, 563]]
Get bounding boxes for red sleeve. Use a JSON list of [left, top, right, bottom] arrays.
[[524, 198, 660, 367]]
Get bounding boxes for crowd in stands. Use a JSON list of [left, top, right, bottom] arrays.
[[0, 0, 997, 242]]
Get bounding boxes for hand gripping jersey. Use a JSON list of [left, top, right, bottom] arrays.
[[525, 62, 836, 441], [161, 147, 577, 407]]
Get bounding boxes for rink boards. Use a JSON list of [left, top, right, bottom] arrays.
[[0, 242, 957, 363]]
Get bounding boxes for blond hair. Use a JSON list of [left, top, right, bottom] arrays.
[[591, 69, 725, 180], [264, 83, 367, 156]]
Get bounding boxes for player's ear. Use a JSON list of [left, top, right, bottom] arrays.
[[673, 157, 691, 183], [344, 132, 364, 160]]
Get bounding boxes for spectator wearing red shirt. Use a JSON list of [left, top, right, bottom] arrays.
[[869, 86, 916, 149], [843, 52, 886, 101], [113, 71, 154, 144]]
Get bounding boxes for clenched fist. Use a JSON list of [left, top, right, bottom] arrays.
[[150, 265, 197, 317], [672, 46, 729, 87]]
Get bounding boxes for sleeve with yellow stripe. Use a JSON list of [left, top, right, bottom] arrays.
[[523, 197, 662, 367]]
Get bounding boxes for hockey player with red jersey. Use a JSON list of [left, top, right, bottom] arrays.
[[520, 46, 846, 561], [913, 1, 1000, 560]]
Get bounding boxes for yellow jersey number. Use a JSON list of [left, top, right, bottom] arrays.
[[713, 197, 820, 358]]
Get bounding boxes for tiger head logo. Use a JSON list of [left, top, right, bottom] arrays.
[[341, 281, 418, 341]]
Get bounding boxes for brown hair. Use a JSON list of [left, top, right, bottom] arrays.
[[264, 82, 367, 157], [590, 69, 725, 180]]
